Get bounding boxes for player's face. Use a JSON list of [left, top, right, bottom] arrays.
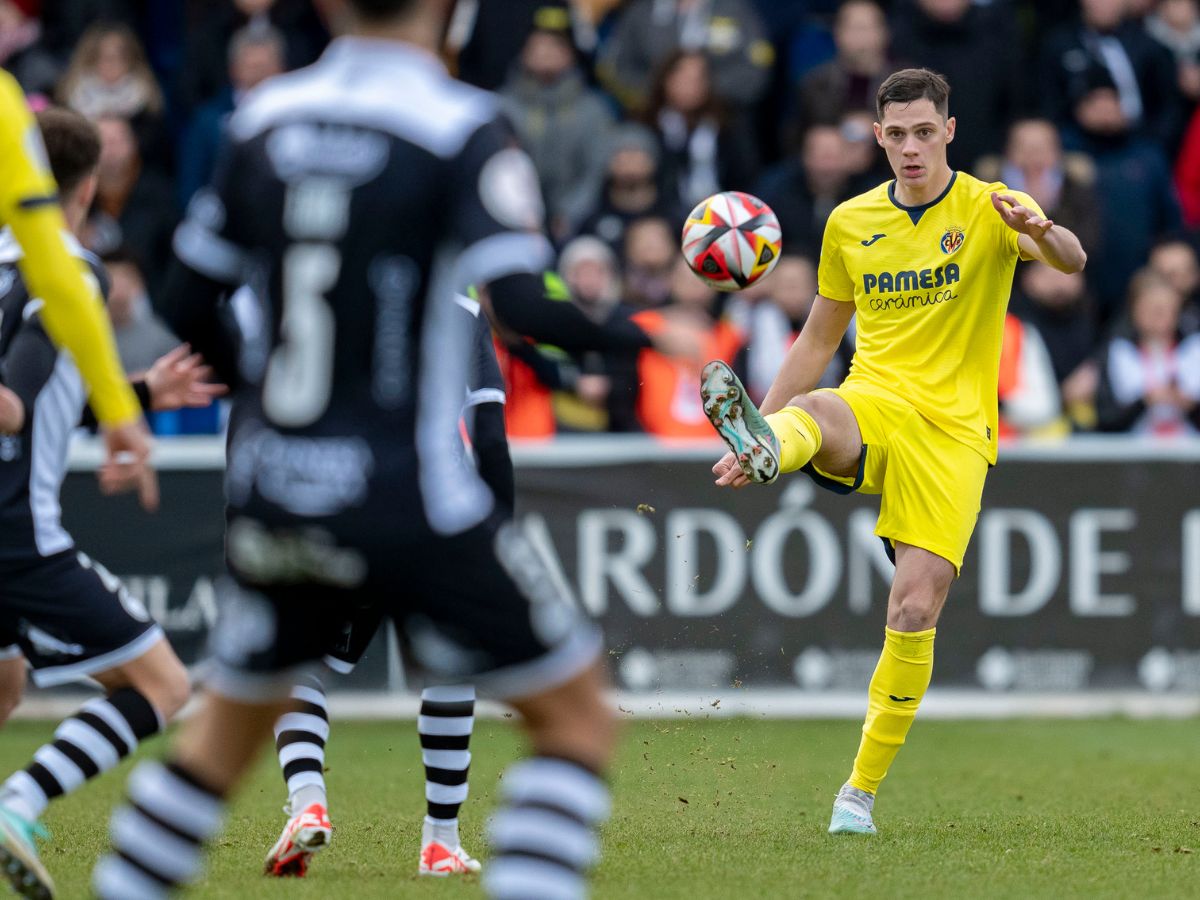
[[874, 98, 955, 190]]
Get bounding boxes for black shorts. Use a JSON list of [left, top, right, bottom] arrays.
[[206, 514, 600, 701], [322, 604, 385, 674], [0, 550, 162, 687]]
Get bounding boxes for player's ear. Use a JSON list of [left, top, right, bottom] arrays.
[[944, 116, 956, 145], [873, 121, 884, 147]]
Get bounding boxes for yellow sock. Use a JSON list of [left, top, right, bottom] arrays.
[[764, 406, 822, 473], [848, 627, 936, 795]]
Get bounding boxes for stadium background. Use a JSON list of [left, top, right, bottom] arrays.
[[4, 0, 1199, 711]]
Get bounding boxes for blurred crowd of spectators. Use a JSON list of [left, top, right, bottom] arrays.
[[3, 0, 1198, 439]]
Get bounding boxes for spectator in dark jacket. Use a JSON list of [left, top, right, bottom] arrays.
[[57, 23, 170, 172], [576, 123, 682, 255], [177, 22, 285, 208], [889, 0, 1023, 169], [789, 0, 892, 143], [85, 115, 178, 307], [0, 0, 59, 96], [640, 49, 759, 209], [501, 7, 615, 241], [1039, 0, 1182, 148], [449, 0, 596, 92], [179, 0, 325, 112], [1148, 235, 1200, 333], [597, 0, 775, 112], [974, 118, 1103, 263], [1062, 66, 1183, 326], [1095, 269, 1200, 434], [753, 123, 856, 259], [1010, 260, 1097, 387], [1144, 0, 1200, 109]]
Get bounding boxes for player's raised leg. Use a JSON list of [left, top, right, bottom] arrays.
[[0, 560, 189, 900], [702, 359, 862, 485], [830, 542, 952, 835], [94, 688, 289, 898], [264, 676, 333, 877], [418, 684, 479, 876]]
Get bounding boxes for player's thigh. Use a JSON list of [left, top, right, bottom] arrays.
[[877, 421, 989, 577], [398, 519, 601, 700], [0, 654, 25, 726], [789, 389, 864, 478]]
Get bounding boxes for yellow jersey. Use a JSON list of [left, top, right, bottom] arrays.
[[817, 171, 1041, 464], [0, 71, 138, 425]]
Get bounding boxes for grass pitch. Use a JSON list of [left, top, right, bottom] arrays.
[[1, 716, 1196, 899]]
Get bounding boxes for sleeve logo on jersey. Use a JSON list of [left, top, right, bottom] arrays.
[[940, 227, 965, 255], [478, 148, 545, 231]]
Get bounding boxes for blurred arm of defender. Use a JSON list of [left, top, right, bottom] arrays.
[[460, 298, 514, 515], [452, 117, 701, 361]]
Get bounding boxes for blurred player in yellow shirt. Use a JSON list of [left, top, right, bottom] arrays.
[[701, 68, 1086, 835], [0, 71, 155, 504]]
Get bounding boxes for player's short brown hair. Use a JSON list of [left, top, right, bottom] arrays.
[[876, 68, 951, 120], [347, 0, 420, 20], [35, 107, 100, 197]]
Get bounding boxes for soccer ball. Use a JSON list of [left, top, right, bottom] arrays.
[[681, 191, 782, 292]]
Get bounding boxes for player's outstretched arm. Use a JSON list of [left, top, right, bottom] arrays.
[[991, 192, 1087, 274], [0, 73, 140, 428]]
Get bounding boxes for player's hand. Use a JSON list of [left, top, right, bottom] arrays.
[[991, 192, 1053, 239], [712, 450, 750, 489], [99, 419, 159, 513], [144, 344, 229, 412], [0, 385, 25, 433]]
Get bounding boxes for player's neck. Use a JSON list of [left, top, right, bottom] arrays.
[[892, 165, 954, 208], [346, 15, 442, 56]]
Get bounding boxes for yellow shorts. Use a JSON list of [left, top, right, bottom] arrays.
[[804, 384, 989, 573]]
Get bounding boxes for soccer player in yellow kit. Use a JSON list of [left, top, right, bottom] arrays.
[[701, 69, 1086, 834], [0, 71, 154, 503]]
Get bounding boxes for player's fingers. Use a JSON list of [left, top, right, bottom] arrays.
[[159, 344, 190, 366], [711, 453, 735, 476], [137, 466, 160, 513]]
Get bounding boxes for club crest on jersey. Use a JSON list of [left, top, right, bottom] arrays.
[[940, 228, 965, 255]]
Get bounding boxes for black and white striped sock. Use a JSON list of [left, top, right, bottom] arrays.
[[273, 677, 330, 814], [483, 756, 610, 900], [419, 684, 475, 841], [0, 688, 161, 822], [93, 760, 224, 900]]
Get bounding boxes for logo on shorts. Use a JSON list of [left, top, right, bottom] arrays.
[[940, 227, 965, 255]]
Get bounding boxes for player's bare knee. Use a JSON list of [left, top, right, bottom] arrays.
[[126, 652, 191, 720], [887, 589, 942, 631]]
